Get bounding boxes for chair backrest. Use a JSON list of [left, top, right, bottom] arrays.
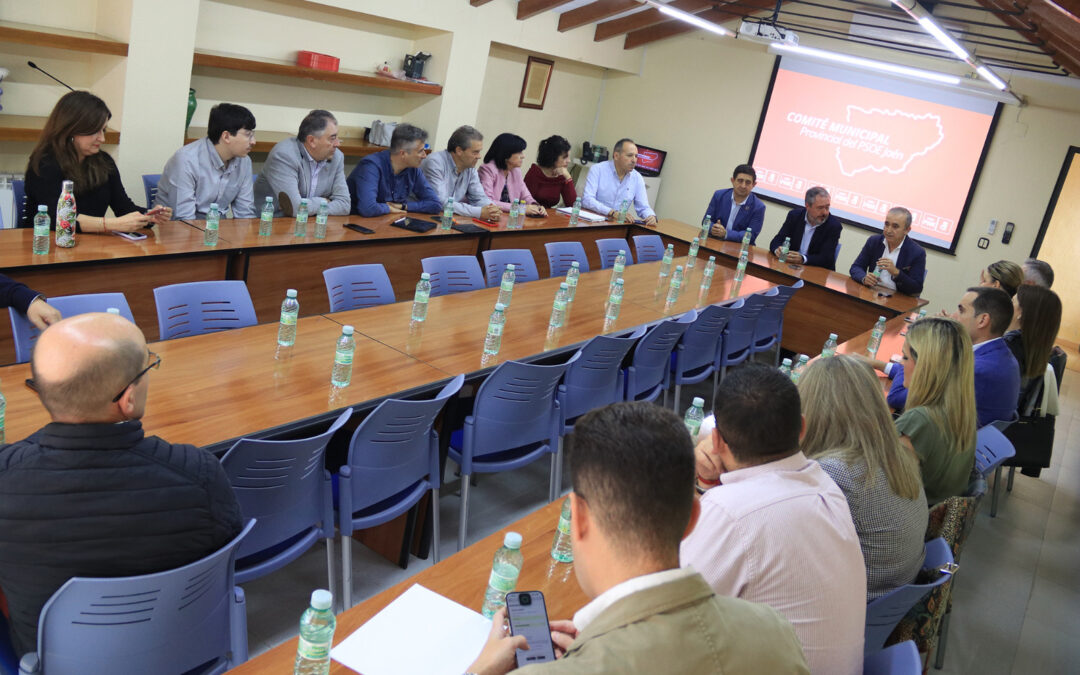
[[142, 174, 162, 207], [835, 241, 842, 265], [632, 234, 664, 263], [676, 303, 736, 376], [719, 297, 763, 366], [340, 375, 463, 521], [322, 264, 396, 312], [863, 641, 921, 675], [481, 249, 540, 287], [595, 238, 634, 269], [221, 409, 352, 560], [9, 293, 135, 364], [544, 241, 590, 277], [153, 280, 257, 340], [33, 520, 254, 675], [755, 280, 803, 341], [864, 537, 955, 652], [421, 255, 485, 297], [560, 326, 646, 422], [626, 310, 697, 400], [12, 178, 26, 224], [974, 424, 1016, 476]]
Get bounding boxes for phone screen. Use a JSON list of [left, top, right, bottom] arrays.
[[506, 591, 556, 667]]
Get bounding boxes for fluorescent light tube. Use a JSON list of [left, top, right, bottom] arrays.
[[770, 43, 961, 85], [976, 65, 1008, 90], [645, 0, 733, 36], [918, 16, 970, 60]]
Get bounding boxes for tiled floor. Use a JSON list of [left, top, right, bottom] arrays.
[[245, 370, 1080, 674]]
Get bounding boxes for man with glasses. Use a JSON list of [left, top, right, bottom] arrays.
[[0, 313, 242, 656], [348, 123, 441, 216], [156, 102, 258, 219]]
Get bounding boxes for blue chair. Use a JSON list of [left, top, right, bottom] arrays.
[[0, 612, 18, 675], [251, 173, 258, 185], [864, 641, 921, 675], [544, 241, 590, 277], [559, 326, 646, 428], [864, 537, 955, 653], [595, 238, 634, 269], [835, 242, 842, 267], [481, 249, 540, 287], [12, 178, 25, 224], [632, 234, 664, 263], [717, 296, 764, 382], [449, 357, 576, 549], [974, 424, 1016, 518], [9, 292, 135, 364], [338, 375, 463, 607], [221, 409, 352, 594], [421, 255, 485, 297], [20, 520, 255, 675], [671, 303, 736, 412], [142, 174, 161, 207], [153, 280, 257, 340], [625, 310, 697, 405], [751, 280, 804, 363], [323, 264, 396, 312]]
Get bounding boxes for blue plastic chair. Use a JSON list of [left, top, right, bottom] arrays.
[[142, 174, 161, 207], [0, 612, 18, 675], [625, 310, 697, 405], [221, 408, 352, 594], [671, 303, 736, 412], [421, 255, 486, 297], [559, 326, 646, 428], [717, 296, 764, 380], [834, 242, 842, 267], [20, 520, 255, 675], [974, 424, 1016, 518], [337, 375, 463, 607], [752, 280, 804, 363], [481, 249, 540, 287], [448, 357, 576, 549], [12, 178, 25, 224], [323, 264, 396, 312], [9, 293, 135, 364], [632, 234, 664, 263], [864, 537, 955, 653], [154, 281, 257, 340], [863, 641, 921, 675], [544, 241, 590, 277], [595, 238, 634, 269]]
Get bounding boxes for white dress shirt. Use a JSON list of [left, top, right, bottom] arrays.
[[582, 161, 655, 219], [876, 237, 905, 290]]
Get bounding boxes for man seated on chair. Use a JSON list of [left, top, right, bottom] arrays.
[[1, 273, 61, 330], [769, 186, 843, 271], [581, 138, 657, 226], [849, 206, 926, 296], [155, 103, 258, 220], [255, 109, 351, 217], [681, 363, 865, 674], [466, 401, 809, 675], [0, 313, 242, 655], [347, 123, 441, 217], [703, 164, 766, 245], [420, 125, 502, 223]]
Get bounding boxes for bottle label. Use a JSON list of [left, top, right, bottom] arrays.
[[335, 349, 354, 365], [500, 280, 513, 292], [280, 311, 297, 326], [487, 565, 518, 593], [614, 263, 624, 275], [557, 515, 570, 535], [206, 221, 219, 231], [553, 300, 566, 311], [415, 291, 429, 303], [488, 323, 503, 336], [296, 636, 331, 661], [566, 276, 577, 288], [34, 224, 49, 237]]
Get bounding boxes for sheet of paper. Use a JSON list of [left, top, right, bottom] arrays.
[[330, 583, 491, 675], [556, 206, 607, 222]]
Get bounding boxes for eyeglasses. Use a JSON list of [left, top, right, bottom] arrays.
[[112, 350, 161, 402]]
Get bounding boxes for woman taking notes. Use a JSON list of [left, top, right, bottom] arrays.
[[477, 133, 545, 216]]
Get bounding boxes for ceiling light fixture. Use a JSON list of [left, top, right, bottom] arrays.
[[643, 0, 733, 37], [769, 43, 961, 85]]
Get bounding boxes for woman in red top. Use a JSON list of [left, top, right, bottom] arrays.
[[523, 135, 577, 209]]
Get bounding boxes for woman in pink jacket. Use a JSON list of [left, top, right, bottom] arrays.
[[478, 133, 547, 216]]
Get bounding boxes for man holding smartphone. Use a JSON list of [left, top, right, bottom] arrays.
[[466, 402, 808, 674]]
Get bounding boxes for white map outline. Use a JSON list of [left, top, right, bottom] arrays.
[[835, 106, 945, 177]]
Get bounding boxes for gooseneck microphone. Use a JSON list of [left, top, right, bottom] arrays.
[[27, 61, 75, 91]]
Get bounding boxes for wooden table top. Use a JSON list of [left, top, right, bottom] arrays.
[[194, 214, 469, 248], [227, 499, 588, 674]]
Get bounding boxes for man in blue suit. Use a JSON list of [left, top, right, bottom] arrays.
[[768, 186, 843, 270], [849, 206, 926, 296], [703, 164, 766, 245], [347, 123, 442, 217], [1, 274, 60, 330]]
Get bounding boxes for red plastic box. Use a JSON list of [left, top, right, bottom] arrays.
[[297, 51, 340, 72]]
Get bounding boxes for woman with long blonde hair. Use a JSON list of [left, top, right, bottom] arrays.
[[799, 355, 928, 600]]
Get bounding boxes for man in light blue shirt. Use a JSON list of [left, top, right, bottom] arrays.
[[155, 103, 257, 219], [254, 109, 351, 217], [420, 125, 502, 222], [582, 138, 657, 225]]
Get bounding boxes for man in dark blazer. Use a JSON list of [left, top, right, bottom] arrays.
[[703, 164, 766, 245], [0, 274, 60, 330], [768, 186, 843, 270], [849, 206, 927, 296]]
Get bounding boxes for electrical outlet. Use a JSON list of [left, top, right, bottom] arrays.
[[988, 219, 998, 235]]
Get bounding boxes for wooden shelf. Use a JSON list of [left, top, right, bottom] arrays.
[[0, 22, 128, 56], [184, 128, 382, 159], [0, 115, 120, 144], [191, 51, 443, 96]]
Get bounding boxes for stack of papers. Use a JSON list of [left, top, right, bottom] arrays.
[[556, 206, 607, 222]]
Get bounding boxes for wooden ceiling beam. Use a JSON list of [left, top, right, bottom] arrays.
[[974, 0, 1080, 74], [559, 0, 639, 32], [517, 0, 578, 20], [594, 0, 713, 41], [1019, 2, 1080, 74], [470, 0, 494, 6]]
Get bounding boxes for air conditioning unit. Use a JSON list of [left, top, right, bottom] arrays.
[[738, 20, 799, 45]]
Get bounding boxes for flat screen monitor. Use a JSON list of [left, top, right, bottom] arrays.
[[634, 144, 667, 178]]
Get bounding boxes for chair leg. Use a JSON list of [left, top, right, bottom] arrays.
[[458, 475, 471, 551], [1007, 466, 1015, 492], [990, 466, 1001, 517], [432, 487, 441, 563], [934, 607, 952, 669], [341, 534, 353, 610], [661, 386, 668, 408], [711, 370, 719, 408], [673, 384, 681, 413], [549, 452, 562, 503], [325, 535, 336, 610]]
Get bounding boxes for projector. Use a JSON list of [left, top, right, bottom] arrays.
[[738, 20, 799, 45]]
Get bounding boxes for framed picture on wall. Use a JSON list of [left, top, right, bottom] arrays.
[[519, 56, 554, 110]]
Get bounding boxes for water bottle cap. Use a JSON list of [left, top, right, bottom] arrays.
[[692, 397, 704, 407], [692, 237, 699, 243], [675, 265, 683, 271], [37, 205, 47, 212], [615, 279, 624, 286], [342, 325, 355, 335], [799, 354, 809, 362], [782, 358, 793, 366], [571, 262, 579, 268], [666, 243, 674, 248], [708, 256, 715, 261], [618, 249, 625, 255], [494, 303, 506, 311], [106, 308, 120, 315], [209, 202, 219, 209], [504, 532, 522, 549], [559, 282, 568, 289], [286, 289, 297, 298], [310, 589, 332, 610], [265, 196, 273, 202], [878, 316, 886, 322], [506, 264, 514, 271], [829, 333, 838, 340], [421, 272, 430, 280]]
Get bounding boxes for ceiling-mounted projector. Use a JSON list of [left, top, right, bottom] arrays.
[[738, 20, 799, 45]]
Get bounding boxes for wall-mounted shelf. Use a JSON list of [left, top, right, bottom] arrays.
[[184, 128, 382, 159], [0, 22, 128, 56], [0, 115, 120, 144]]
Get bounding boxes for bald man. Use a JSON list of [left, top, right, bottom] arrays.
[[0, 313, 242, 655], [0, 273, 61, 330]]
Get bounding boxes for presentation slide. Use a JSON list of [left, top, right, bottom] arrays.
[[750, 57, 1000, 252]]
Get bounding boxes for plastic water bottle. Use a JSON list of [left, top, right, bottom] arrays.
[[686, 237, 700, 269], [498, 264, 515, 308], [792, 354, 810, 383], [259, 196, 274, 236], [740, 228, 752, 254], [917, 308, 927, 320], [684, 396, 705, 437], [700, 215, 711, 242], [735, 250, 748, 282], [701, 256, 716, 293], [55, 180, 76, 248], [32, 205, 50, 255], [314, 201, 329, 239], [666, 265, 684, 305], [605, 279, 624, 321], [779, 236, 791, 261], [569, 197, 581, 226], [550, 497, 573, 563], [204, 202, 220, 246], [659, 244, 674, 279], [616, 198, 630, 224], [483, 303, 506, 355], [294, 198, 309, 237], [779, 357, 793, 377], [0, 379, 6, 445], [867, 316, 886, 357], [610, 250, 626, 290], [481, 532, 524, 618], [509, 199, 520, 226], [564, 262, 580, 302], [278, 289, 299, 347], [821, 332, 838, 358], [441, 197, 454, 230], [331, 325, 355, 388], [293, 589, 335, 675], [411, 273, 431, 322], [549, 283, 569, 328]]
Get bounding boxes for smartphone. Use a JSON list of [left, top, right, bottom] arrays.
[[506, 591, 556, 668], [25, 378, 38, 392], [113, 231, 148, 241], [344, 223, 375, 234]]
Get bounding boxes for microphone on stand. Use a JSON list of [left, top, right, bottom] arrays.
[[27, 61, 75, 91]]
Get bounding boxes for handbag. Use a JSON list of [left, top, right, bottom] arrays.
[[369, 120, 397, 147]]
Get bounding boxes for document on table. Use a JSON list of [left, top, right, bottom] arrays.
[[330, 583, 491, 675], [556, 206, 607, 222]]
